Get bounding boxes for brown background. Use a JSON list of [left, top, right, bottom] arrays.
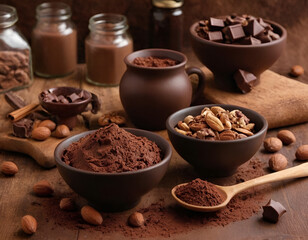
[[2, 0, 308, 83]]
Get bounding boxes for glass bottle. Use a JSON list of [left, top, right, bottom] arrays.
[[85, 13, 133, 86], [31, 2, 77, 78], [0, 4, 33, 94], [150, 0, 184, 51]]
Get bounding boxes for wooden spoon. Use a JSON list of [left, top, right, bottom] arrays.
[[171, 162, 308, 212]]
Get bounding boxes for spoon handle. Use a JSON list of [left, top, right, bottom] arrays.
[[228, 162, 308, 197]]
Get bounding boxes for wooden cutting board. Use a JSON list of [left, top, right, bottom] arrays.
[[199, 67, 308, 129]]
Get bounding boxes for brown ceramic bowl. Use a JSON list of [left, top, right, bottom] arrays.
[[166, 104, 268, 177], [190, 19, 287, 91], [39, 87, 92, 128], [54, 128, 172, 212]]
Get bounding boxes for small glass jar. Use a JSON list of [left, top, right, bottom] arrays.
[[31, 2, 77, 78], [150, 0, 184, 51], [0, 4, 33, 94], [85, 13, 133, 86]]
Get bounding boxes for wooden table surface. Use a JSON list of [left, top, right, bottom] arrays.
[[1, 55, 308, 239]]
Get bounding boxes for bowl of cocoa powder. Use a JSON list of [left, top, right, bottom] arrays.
[[166, 104, 267, 177], [54, 124, 172, 211]]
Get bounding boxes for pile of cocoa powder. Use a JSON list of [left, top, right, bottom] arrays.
[[37, 158, 268, 238], [61, 124, 162, 173], [133, 56, 178, 67]]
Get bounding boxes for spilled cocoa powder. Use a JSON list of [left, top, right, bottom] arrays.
[[35, 158, 268, 238], [133, 56, 178, 67], [61, 124, 162, 173], [175, 178, 225, 206]]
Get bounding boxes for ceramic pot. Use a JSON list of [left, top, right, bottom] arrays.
[[120, 49, 206, 130]]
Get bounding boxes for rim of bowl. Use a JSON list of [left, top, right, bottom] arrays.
[[124, 48, 187, 70], [54, 128, 172, 176], [190, 19, 287, 48], [166, 104, 268, 143], [39, 87, 92, 106]]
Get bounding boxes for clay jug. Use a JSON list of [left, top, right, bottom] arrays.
[[120, 49, 206, 130]]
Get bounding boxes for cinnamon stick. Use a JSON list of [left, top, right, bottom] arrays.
[[8, 103, 39, 122]]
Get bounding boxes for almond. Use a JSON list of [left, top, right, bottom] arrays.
[[38, 120, 56, 131], [295, 145, 308, 161], [33, 180, 54, 197], [128, 212, 145, 227], [53, 125, 70, 138], [0, 161, 18, 176], [31, 126, 51, 141], [21, 215, 37, 234], [32, 120, 41, 130], [277, 130, 296, 145], [177, 121, 190, 131], [205, 113, 224, 132], [60, 198, 76, 211], [81, 205, 103, 225]]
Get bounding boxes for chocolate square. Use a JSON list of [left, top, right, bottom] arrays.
[[240, 36, 262, 45], [244, 19, 265, 36], [224, 24, 245, 42], [207, 31, 223, 42], [209, 17, 225, 29], [262, 199, 286, 223]]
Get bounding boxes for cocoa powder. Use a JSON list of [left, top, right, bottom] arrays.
[[61, 124, 162, 173], [133, 56, 178, 67], [36, 158, 268, 238], [175, 178, 225, 206]]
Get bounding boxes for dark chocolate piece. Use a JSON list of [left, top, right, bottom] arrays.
[[209, 17, 225, 29], [4, 92, 26, 110], [262, 199, 286, 223], [13, 118, 33, 138], [90, 93, 101, 114], [244, 19, 264, 36], [234, 69, 257, 93], [256, 32, 272, 43], [28, 110, 52, 121], [257, 18, 273, 31], [240, 36, 261, 45], [224, 24, 245, 42], [67, 93, 80, 103], [207, 31, 223, 42]]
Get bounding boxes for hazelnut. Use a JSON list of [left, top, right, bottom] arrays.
[[295, 145, 308, 161], [264, 137, 283, 153], [38, 120, 56, 131], [31, 127, 51, 141], [128, 212, 145, 227], [0, 161, 18, 176], [290, 65, 304, 77], [53, 125, 70, 138], [269, 153, 288, 171], [277, 130, 296, 145]]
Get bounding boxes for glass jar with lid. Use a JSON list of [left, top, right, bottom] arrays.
[[150, 0, 184, 51], [85, 13, 133, 86], [31, 2, 77, 78], [0, 4, 33, 94]]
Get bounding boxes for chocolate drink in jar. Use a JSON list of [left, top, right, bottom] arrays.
[[31, 2, 77, 78], [85, 14, 133, 86]]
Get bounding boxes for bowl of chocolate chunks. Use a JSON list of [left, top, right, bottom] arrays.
[[190, 14, 287, 92], [166, 104, 268, 177]]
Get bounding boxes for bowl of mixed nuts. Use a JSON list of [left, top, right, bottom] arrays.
[[166, 104, 268, 177]]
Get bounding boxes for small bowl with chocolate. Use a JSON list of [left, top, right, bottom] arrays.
[[39, 87, 99, 129], [190, 14, 287, 92], [54, 124, 172, 211], [166, 104, 268, 177]]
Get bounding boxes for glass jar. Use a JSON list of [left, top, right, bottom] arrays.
[[85, 13, 133, 86], [150, 0, 184, 51], [0, 4, 33, 94], [31, 2, 77, 78]]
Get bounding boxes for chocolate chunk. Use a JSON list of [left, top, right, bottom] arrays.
[[13, 118, 33, 138], [257, 18, 273, 31], [90, 93, 101, 114], [234, 69, 257, 93], [28, 110, 52, 121], [262, 199, 286, 223], [4, 92, 26, 110], [206, 31, 223, 42], [224, 24, 245, 42], [256, 32, 272, 43], [209, 17, 225, 29], [240, 36, 262, 45], [67, 93, 80, 103], [244, 19, 264, 36]]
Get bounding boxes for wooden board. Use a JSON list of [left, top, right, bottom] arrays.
[[200, 68, 308, 129]]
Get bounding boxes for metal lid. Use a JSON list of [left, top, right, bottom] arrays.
[[152, 0, 184, 8]]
